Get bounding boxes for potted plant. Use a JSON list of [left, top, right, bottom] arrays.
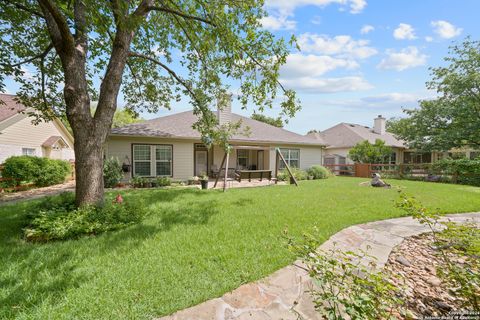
[[200, 174, 209, 189]]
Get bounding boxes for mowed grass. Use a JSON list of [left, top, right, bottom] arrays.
[[1, 177, 480, 319]]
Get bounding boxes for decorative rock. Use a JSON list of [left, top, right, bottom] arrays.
[[426, 276, 442, 287], [395, 255, 412, 267]]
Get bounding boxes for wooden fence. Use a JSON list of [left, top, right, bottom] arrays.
[[324, 163, 435, 179]]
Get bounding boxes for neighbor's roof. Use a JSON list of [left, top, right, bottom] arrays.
[[0, 94, 26, 122], [42, 135, 67, 147], [307, 122, 405, 148], [110, 110, 326, 146]]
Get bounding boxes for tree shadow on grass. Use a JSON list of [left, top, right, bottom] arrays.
[[0, 187, 220, 319]]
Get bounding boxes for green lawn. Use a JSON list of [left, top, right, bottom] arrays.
[[1, 177, 480, 319]]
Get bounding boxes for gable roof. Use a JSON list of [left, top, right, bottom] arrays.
[[308, 122, 405, 148], [111, 110, 325, 146], [42, 135, 68, 147], [0, 94, 26, 122]]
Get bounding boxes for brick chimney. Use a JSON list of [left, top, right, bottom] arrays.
[[217, 93, 232, 125], [373, 115, 386, 135]]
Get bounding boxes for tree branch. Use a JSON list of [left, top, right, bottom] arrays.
[[128, 51, 197, 99], [147, 5, 216, 26], [37, 0, 75, 51], [1, 43, 53, 68], [1, 0, 44, 18]]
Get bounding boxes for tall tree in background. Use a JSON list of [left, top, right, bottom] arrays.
[[348, 140, 393, 164], [0, 0, 299, 206], [387, 39, 480, 152], [251, 113, 283, 128]]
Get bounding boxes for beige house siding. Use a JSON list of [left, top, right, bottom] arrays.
[[106, 136, 195, 180], [106, 136, 324, 180], [0, 115, 74, 163]]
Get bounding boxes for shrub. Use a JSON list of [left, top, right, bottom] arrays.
[[306, 165, 332, 179], [286, 230, 403, 319], [277, 167, 307, 182], [431, 158, 480, 186], [156, 177, 171, 187], [103, 158, 123, 188], [2, 155, 70, 187], [396, 192, 479, 309], [24, 193, 146, 242]]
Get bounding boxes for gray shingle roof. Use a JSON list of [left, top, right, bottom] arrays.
[[0, 94, 26, 122], [307, 122, 405, 148], [110, 110, 325, 146]]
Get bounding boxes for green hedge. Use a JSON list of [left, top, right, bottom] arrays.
[[103, 158, 123, 188], [277, 167, 308, 182], [431, 158, 480, 186], [2, 156, 71, 187]]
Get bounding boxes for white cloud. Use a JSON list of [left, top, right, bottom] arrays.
[[259, 15, 296, 31], [431, 20, 462, 39], [311, 15, 322, 25], [280, 76, 373, 93], [377, 46, 427, 71], [425, 36, 434, 42], [264, 0, 367, 16], [393, 23, 417, 40], [360, 25, 374, 34], [297, 33, 377, 59], [281, 53, 358, 78], [322, 92, 434, 110]]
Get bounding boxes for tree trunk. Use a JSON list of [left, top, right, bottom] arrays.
[[74, 138, 105, 206]]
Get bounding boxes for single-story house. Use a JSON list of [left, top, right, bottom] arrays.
[[0, 94, 75, 163], [307, 115, 444, 165], [106, 100, 326, 181]]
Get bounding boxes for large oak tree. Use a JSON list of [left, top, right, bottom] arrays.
[[387, 39, 480, 152], [0, 0, 299, 206]]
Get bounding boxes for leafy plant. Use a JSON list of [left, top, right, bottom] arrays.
[[277, 168, 307, 182], [103, 158, 123, 188], [130, 176, 146, 188], [23, 193, 146, 242], [2, 156, 71, 187], [156, 177, 171, 187], [306, 165, 332, 179], [396, 192, 479, 309], [348, 139, 393, 164], [286, 230, 404, 319], [431, 158, 480, 186]]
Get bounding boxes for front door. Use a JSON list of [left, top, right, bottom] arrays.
[[195, 150, 208, 176], [257, 150, 264, 170]]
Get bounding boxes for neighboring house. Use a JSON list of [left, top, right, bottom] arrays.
[[308, 115, 443, 165], [106, 99, 326, 181], [0, 94, 75, 163]]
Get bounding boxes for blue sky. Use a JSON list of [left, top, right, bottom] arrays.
[[3, 0, 479, 134]]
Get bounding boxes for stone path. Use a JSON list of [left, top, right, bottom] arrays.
[[0, 180, 75, 205], [158, 212, 480, 320]]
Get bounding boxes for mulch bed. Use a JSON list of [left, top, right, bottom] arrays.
[[384, 232, 472, 319]]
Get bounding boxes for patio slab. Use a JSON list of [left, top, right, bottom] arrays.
[[157, 212, 480, 320]]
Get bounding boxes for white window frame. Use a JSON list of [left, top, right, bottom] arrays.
[[132, 144, 173, 177], [237, 149, 249, 169], [279, 148, 300, 169], [22, 148, 36, 156]]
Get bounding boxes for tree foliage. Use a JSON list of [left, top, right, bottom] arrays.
[[0, 0, 299, 205], [348, 139, 393, 164], [251, 113, 283, 127], [387, 38, 480, 152]]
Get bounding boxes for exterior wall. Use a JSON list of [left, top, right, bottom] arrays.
[[105, 136, 196, 180], [0, 116, 74, 163], [106, 136, 325, 180]]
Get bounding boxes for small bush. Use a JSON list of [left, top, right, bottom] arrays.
[[2, 155, 70, 187], [306, 165, 332, 179], [431, 158, 480, 186], [24, 193, 146, 242], [277, 167, 307, 182], [156, 177, 171, 187], [103, 158, 123, 188]]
